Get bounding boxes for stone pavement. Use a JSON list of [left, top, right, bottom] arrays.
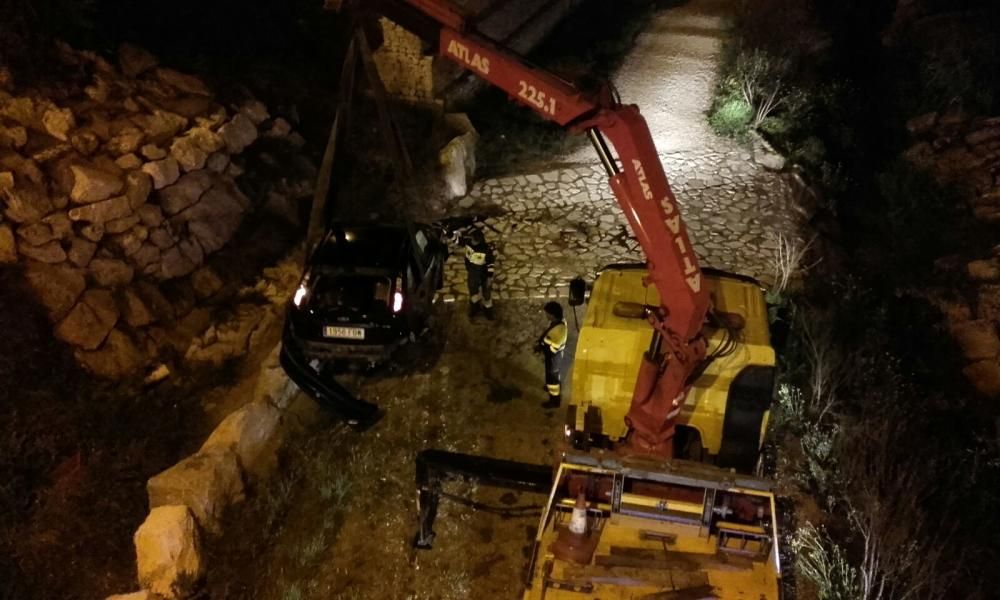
[[439, 147, 796, 302]]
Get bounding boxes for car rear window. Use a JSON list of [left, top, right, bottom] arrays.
[[312, 275, 391, 311]]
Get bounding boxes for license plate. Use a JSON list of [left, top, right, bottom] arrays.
[[323, 326, 365, 340]]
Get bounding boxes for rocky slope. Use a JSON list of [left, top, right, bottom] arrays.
[[0, 43, 313, 378]]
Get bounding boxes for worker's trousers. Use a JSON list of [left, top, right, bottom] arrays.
[[544, 350, 563, 404], [467, 267, 493, 307]]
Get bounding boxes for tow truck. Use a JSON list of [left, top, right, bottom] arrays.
[[334, 1, 783, 597]]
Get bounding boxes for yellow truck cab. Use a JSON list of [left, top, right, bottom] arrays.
[[568, 265, 776, 473], [523, 454, 782, 599]]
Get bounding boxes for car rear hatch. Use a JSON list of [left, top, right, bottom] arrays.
[[294, 270, 402, 345]]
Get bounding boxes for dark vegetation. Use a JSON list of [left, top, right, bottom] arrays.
[[712, 0, 1000, 597]]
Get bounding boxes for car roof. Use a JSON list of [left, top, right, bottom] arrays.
[[311, 223, 411, 272]]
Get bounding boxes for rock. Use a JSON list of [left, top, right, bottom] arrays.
[[950, 320, 1000, 361], [263, 191, 298, 225], [964, 360, 1000, 397], [189, 217, 239, 255], [119, 44, 159, 78], [131, 243, 162, 271], [0, 171, 12, 191], [68, 236, 97, 267], [178, 238, 204, 267], [169, 135, 208, 172], [968, 259, 1000, 282], [239, 100, 269, 124], [125, 171, 153, 209], [149, 226, 175, 249], [191, 267, 223, 299], [42, 107, 76, 141], [141, 144, 167, 160], [43, 211, 73, 239], [0, 224, 17, 263], [121, 287, 155, 327], [81, 223, 105, 242], [966, 126, 1000, 147], [977, 285, 1000, 322], [25, 262, 86, 319], [70, 130, 100, 156], [70, 164, 124, 204], [161, 96, 215, 119], [159, 246, 197, 279], [158, 170, 214, 215], [138, 204, 165, 227], [155, 68, 211, 97], [0, 124, 28, 149], [144, 364, 171, 385], [142, 158, 180, 190], [90, 258, 135, 287], [0, 96, 35, 127], [134, 505, 203, 600], [147, 449, 244, 535], [116, 153, 143, 170], [1, 153, 44, 184], [110, 226, 149, 257], [218, 114, 257, 154], [106, 127, 145, 156], [84, 75, 111, 103], [201, 400, 282, 479], [439, 133, 476, 198], [56, 289, 119, 349], [105, 591, 152, 600], [19, 241, 66, 263], [132, 110, 187, 145], [17, 222, 57, 246], [265, 117, 292, 138], [2, 180, 56, 224], [105, 213, 141, 234], [137, 281, 173, 320], [186, 127, 224, 153], [906, 112, 938, 136], [76, 327, 145, 378], [205, 152, 229, 173], [68, 195, 132, 223], [123, 97, 141, 112]]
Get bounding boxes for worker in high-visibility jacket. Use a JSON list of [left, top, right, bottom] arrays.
[[464, 228, 495, 320], [536, 301, 568, 409]]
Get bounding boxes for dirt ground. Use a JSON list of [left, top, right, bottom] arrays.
[[206, 299, 576, 599]]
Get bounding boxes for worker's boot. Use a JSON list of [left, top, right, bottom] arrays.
[[542, 394, 561, 410], [468, 301, 481, 318], [483, 304, 495, 320]]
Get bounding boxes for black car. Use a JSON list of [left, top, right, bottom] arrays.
[[283, 222, 447, 366]]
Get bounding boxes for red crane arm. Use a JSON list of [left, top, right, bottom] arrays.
[[377, 0, 712, 455]]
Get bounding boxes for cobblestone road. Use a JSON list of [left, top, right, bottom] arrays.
[[441, 0, 797, 303]]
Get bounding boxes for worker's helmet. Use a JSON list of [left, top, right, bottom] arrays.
[[544, 301, 563, 320], [469, 228, 485, 244]]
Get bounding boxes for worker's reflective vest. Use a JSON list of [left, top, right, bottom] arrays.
[[541, 319, 568, 356], [464, 242, 495, 275]]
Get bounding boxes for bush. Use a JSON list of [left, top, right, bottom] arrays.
[[709, 98, 753, 138]]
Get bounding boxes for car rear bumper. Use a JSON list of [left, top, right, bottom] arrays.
[[284, 319, 402, 362]]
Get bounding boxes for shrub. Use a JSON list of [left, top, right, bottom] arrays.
[[793, 523, 860, 600], [709, 98, 753, 138]]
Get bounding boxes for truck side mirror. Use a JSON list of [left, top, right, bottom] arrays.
[[568, 278, 587, 307]]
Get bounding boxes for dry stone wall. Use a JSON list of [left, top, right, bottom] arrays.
[[905, 107, 1000, 396], [0, 44, 312, 378]]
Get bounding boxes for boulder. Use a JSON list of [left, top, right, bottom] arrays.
[[121, 287, 155, 327], [55, 289, 119, 350], [218, 114, 257, 154], [169, 136, 207, 173], [138, 204, 165, 228], [106, 127, 146, 156], [81, 223, 105, 242], [17, 222, 57, 246], [159, 246, 197, 279], [76, 328, 145, 378], [109, 226, 149, 257], [155, 68, 211, 97], [106, 591, 152, 600], [191, 267, 223, 299], [67, 236, 97, 267], [115, 153, 143, 170], [41, 107, 76, 141], [0, 224, 16, 263], [966, 126, 1000, 147], [205, 152, 229, 173], [186, 127, 224, 153], [68, 194, 132, 223], [0, 124, 28, 149], [119, 44, 159, 78], [42, 212, 73, 239], [977, 285, 1000, 322], [134, 505, 203, 600], [158, 170, 214, 215], [147, 449, 245, 535], [189, 217, 240, 254], [132, 110, 187, 145], [439, 133, 476, 198], [70, 164, 124, 204], [125, 171, 153, 209], [25, 262, 86, 319], [201, 400, 282, 479], [141, 144, 167, 160], [149, 226, 175, 249], [968, 259, 1000, 282], [142, 157, 180, 190], [90, 258, 135, 287], [964, 360, 1000, 397], [0, 96, 35, 127], [19, 241, 66, 263], [950, 320, 1000, 361], [2, 180, 56, 223], [178, 238, 204, 267], [131, 243, 162, 271], [105, 214, 141, 234], [265, 117, 292, 138], [905, 112, 938, 136], [239, 100, 269, 124]]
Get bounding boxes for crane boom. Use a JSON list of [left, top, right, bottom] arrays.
[[358, 0, 711, 455]]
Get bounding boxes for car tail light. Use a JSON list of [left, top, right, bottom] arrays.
[[293, 284, 308, 307], [393, 291, 404, 313]]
